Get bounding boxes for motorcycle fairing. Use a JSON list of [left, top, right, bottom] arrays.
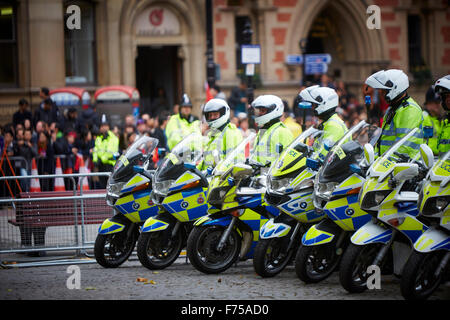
[[161, 186, 209, 222], [414, 227, 450, 253], [98, 218, 125, 235], [114, 189, 160, 223], [324, 193, 372, 231], [259, 218, 291, 239], [351, 220, 393, 245], [278, 190, 324, 223], [301, 219, 341, 246], [141, 218, 170, 233], [120, 174, 150, 194]]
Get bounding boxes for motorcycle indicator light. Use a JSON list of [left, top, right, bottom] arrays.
[[387, 217, 405, 227]]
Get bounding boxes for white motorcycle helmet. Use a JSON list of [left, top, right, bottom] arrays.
[[299, 85, 338, 117], [203, 98, 230, 129], [434, 75, 450, 111], [365, 69, 409, 103], [251, 95, 284, 128]]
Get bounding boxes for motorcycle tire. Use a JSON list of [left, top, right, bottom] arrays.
[[253, 238, 294, 278], [94, 231, 137, 268], [295, 242, 340, 283], [137, 230, 183, 270], [187, 225, 241, 274], [400, 251, 446, 300], [339, 243, 382, 293]]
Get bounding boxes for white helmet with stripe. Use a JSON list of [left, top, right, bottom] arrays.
[[365, 69, 409, 103], [251, 95, 284, 128], [299, 85, 338, 116], [203, 98, 230, 129]]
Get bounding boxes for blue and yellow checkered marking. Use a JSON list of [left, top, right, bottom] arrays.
[[324, 194, 371, 231], [114, 189, 160, 223], [162, 187, 209, 222], [302, 224, 335, 246], [141, 218, 170, 233]]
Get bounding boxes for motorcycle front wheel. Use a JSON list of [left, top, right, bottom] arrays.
[[94, 229, 137, 268], [295, 242, 340, 283], [137, 229, 183, 270], [187, 225, 241, 274], [400, 251, 447, 300], [339, 243, 382, 293], [253, 238, 294, 278]]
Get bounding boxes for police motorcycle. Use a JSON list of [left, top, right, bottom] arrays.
[[136, 133, 210, 270], [253, 127, 325, 277], [294, 121, 381, 283], [400, 150, 450, 300], [186, 132, 283, 274], [339, 128, 430, 293], [95, 136, 161, 268]]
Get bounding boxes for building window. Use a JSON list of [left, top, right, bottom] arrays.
[[0, 2, 17, 87], [64, 0, 96, 85], [235, 16, 251, 75], [408, 14, 430, 81]]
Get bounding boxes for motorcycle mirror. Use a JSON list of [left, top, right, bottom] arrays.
[[158, 148, 167, 156], [231, 163, 253, 180], [363, 143, 375, 166], [392, 163, 419, 182], [419, 144, 434, 169], [113, 152, 121, 160], [133, 165, 144, 173]]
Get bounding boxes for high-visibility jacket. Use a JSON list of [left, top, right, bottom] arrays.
[[283, 116, 302, 138], [313, 113, 348, 161], [197, 123, 243, 171], [376, 96, 424, 158], [93, 130, 119, 166], [422, 110, 442, 156], [166, 114, 201, 150], [438, 118, 450, 154], [252, 121, 294, 165]]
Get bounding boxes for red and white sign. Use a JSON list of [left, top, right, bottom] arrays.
[[135, 6, 180, 36]]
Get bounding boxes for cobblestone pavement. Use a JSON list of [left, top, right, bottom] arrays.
[[0, 254, 449, 301]]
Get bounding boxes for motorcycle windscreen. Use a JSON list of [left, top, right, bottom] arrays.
[[368, 127, 422, 179], [319, 121, 381, 184], [213, 132, 256, 176], [154, 133, 205, 182], [269, 127, 322, 178], [111, 136, 159, 182], [429, 151, 450, 183]]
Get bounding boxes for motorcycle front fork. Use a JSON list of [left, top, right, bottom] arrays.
[[435, 251, 450, 278], [216, 216, 237, 251], [372, 229, 397, 267]]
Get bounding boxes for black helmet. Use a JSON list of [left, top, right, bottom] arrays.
[[180, 94, 192, 108]]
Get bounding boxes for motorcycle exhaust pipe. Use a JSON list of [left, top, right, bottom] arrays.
[[216, 216, 237, 252]]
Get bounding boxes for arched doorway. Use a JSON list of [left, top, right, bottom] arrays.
[[119, 0, 205, 117], [286, 0, 389, 96]]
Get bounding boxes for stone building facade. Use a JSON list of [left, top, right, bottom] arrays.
[[0, 0, 449, 122]]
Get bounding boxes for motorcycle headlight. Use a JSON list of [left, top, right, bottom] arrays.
[[315, 182, 339, 201], [268, 176, 292, 193], [422, 196, 450, 216], [154, 179, 175, 196], [107, 181, 125, 198], [360, 190, 391, 209]]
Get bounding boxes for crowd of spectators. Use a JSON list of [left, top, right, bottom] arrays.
[[0, 77, 384, 195]]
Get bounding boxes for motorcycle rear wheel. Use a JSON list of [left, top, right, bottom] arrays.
[[137, 230, 183, 270], [94, 231, 136, 268], [253, 238, 294, 278], [187, 225, 241, 274], [295, 242, 340, 283], [401, 251, 446, 300]]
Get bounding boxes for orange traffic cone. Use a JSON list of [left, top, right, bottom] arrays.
[[54, 157, 65, 192], [30, 158, 41, 192], [77, 155, 89, 191]]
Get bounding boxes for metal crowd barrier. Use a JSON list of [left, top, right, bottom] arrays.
[[0, 172, 112, 268]]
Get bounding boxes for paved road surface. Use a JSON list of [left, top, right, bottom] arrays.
[[1, 254, 449, 301]]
